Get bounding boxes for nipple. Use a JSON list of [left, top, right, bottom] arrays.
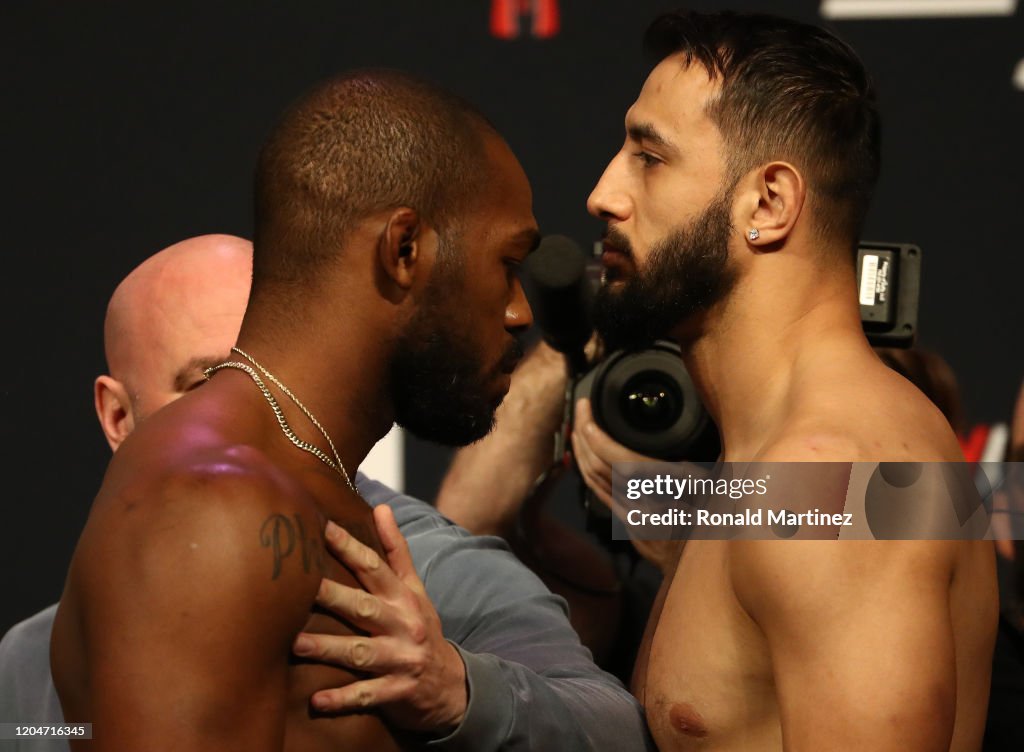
[[669, 703, 708, 738]]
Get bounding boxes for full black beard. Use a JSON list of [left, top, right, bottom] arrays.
[[592, 189, 738, 352], [388, 261, 520, 447]]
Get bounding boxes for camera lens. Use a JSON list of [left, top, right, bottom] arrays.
[[576, 340, 719, 460], [621, 372, 682, 431]]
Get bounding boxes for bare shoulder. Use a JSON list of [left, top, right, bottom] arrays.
[[56, 437, 345, 748], [74, 442, 328, 634], [760, 358, 961, 462]]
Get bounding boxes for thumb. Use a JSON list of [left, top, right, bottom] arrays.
[[373, 504, 417, 582]]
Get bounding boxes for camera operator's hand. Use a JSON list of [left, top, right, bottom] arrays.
[[572, 398, 682, 574], [571, 398, 652, 502], [293, 507, 468, 735]]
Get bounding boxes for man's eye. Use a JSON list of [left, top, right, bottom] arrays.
[[633, 151, 660, 167], [503, 259, 525, 281]]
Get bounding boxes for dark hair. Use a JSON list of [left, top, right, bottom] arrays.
[[644, 11, 881, 251], [251, 69, 492, 295]]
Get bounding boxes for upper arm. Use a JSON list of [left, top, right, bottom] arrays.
[[72, 467, 325, 751], [732, 540, 958, 751]]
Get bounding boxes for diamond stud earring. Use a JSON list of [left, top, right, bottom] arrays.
[[748, 228, 760, 241]]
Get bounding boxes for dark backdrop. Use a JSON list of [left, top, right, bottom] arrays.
[[2, 0, 1022, 632]]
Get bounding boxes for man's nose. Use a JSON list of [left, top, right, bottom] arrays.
[[505, 277, 533, 332], [587, 155, 630, 221]]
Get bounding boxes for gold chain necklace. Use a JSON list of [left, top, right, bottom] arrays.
[[204, 346, 357, 493]]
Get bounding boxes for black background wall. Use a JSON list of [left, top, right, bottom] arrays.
[[1, 0, 1022, 633]]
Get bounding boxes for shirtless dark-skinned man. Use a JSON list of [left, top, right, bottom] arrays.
[[50, 70, 549, 751], [0, 233, 648, 751], [574, 11, 997, 752]]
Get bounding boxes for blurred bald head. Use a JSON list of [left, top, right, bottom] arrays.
[[96, 234, 252, 450]]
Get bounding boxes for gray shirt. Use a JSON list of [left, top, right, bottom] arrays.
[[0, 474, 652, 751]]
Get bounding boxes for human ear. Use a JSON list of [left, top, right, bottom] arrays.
[[376, 207, 437, 291], [95, 375, 135, 452], [740, 161, 806, 249]]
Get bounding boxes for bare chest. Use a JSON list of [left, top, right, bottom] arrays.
[[641, 541, 781, 752]]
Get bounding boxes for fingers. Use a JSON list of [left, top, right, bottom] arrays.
[[572, 430, 626, 514], [314, 578, 405, 635], [324, 520, 404, 599], [314, 571, 432, 639], [576, 398, 649, 464], [316, 516, 435, 654], [574, 398, 661, 496], [572, 428, 612, 498], [305, 513, 464, 733], [588, 477, 616, 511], [310, 675, 398, 713], [308, 657, 466, 730], [572, 399, 613, 496], [294, 633, 419, 674], [373, 505, 421, 591]]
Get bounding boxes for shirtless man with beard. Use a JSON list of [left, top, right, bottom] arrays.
[[578, 11, 997, 751], [51, 70, 542, 751]]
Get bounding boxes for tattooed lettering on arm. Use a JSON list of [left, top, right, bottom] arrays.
[[259, 513, 327, 580]]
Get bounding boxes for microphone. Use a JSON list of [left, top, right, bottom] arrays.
[[522, 234, 593, 375]]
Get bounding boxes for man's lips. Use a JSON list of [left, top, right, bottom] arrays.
[[601, 245, 628, 262], [601, 239, 629, 257], [498, 341, 524, 374], [600, 242, 633, 278]]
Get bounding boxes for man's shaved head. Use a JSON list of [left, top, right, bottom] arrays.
[[102, 234, 252, 422], [251, 69, 493, 298]]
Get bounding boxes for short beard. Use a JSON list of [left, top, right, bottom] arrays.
[[388, 248, 518, 447], [592, 187, 738, 352]]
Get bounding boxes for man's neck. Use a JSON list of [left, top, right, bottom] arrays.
[[680, 252, 866, 458], [232, 321, 396, 481]]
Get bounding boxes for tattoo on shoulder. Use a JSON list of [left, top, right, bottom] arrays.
[[259, 513, 327, 580]]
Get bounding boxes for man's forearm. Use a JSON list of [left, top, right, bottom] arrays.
[[428, 646, 653, 752]]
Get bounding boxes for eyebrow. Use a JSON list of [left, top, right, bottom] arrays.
[[172, 354, 232, 392], [627, 122, 679, 157]]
